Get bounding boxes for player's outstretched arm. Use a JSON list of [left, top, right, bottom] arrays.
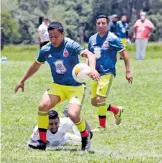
[[120, 50, 133, 84], [81, 50, 100, 81], [14, 61, 41, 94]]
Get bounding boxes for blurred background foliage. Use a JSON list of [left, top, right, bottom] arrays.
[[1, 0, 162, 44]]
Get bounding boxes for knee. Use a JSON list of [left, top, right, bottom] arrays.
[[95, 97, 106, 106], [91, 98, 98, 107], [68, 112, 80, 123], [38, 103, 50, 112]]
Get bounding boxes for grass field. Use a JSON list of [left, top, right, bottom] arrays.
[[1, 43, 162, 163]]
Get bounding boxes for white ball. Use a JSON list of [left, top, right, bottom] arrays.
[[72, 63, 91, 83]]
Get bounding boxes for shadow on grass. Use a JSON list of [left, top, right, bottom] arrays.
[[46, 147, 95, 154]]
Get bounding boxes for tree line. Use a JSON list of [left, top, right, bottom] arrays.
[[1, 0, 162, 45]]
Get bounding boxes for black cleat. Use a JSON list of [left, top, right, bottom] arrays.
[[28, 140, 46, 150], [89, 131, 93, 139], [81, 134, 91, 151]]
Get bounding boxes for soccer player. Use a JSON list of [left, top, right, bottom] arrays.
[[116, 15, 130, 59], [28, 110, 93, 149], [88, 15, 133, 131], [108, 14, 118, 36], [14, 21, 100, 151]]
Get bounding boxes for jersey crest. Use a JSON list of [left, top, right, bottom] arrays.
[[63, 50, 69, 57], [94, 47, 101, 59], [54, 60, 67, 74]]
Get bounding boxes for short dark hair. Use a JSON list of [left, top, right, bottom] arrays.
[[96, 15, 109, 23], [48, 110, 59, 119], [48, 21, 64, 33]]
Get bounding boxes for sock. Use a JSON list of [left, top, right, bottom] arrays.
[[86, 121, 91, 132], [98, 102, 107, 128], [75, 118, 88, 137], [99, 115, 106, 128], [38, 111, 49, 143], [107, 104, 119, 115]]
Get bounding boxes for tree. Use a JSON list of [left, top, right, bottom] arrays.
[[13, 0, 50, 43], [1, 12, 21, 44]]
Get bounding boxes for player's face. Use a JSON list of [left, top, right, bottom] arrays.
[[48, 118, 60, 134], [48, 29, 64, 47], [96, 18, 108, 35], [112, 17, 118, 22], [121, 16, 127, 22]]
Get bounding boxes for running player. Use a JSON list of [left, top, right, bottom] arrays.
[[15, 21, 99, 150], [88, 15, 133, 131]]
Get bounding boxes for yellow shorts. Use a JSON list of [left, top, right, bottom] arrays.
[[47, 83, 85, 106], [120, 38, 127, 48], [91, 74, 113, 98]]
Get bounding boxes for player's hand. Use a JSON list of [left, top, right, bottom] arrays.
[[14, 82, 24, 94], [90, 70, 100, 81], [126, 71, 133, 84]]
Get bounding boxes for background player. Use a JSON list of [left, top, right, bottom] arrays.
[[88, 15, 133, 131], [116, 15, 130, 59]]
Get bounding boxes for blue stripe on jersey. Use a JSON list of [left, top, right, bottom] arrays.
[[36, 37, 84, 86], [88, 31, 124, 76]]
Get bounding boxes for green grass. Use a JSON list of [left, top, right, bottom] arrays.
[[1, 44, 162, 163]]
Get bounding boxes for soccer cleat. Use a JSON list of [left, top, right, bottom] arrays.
[[91, 126, 106, 132], [81, 133, 91, 151], [28, 140, 46, 150], [114, 106, 124, 125], [89, 131, 93, 139]]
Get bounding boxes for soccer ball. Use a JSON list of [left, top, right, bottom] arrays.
[[72, 63, 91, 83]]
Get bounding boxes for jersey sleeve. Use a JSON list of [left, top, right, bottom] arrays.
[[36, 49, 46, 64], [88, 37, 93, 52], [71, 41, 85, 56], [110, 37, 125, 52], [60, 118, 74, 133]]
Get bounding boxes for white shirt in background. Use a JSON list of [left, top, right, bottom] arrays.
[[38, 22, 50, 42]]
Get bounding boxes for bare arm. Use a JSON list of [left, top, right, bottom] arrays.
[[81, 49, 100, 80], [120, 50, 133, 84], [14, 61, 41, 93]]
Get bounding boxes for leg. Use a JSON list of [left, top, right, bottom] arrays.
[[92, 96, 107, 129], [37, 83, 64, 149], [92, 74, 113, 129], [107, 105, 124, 125], [135, 39, 141, 60], [37, 91, 60, 146], [67, 85, 90, 150], [141, 39, 148, 60]]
